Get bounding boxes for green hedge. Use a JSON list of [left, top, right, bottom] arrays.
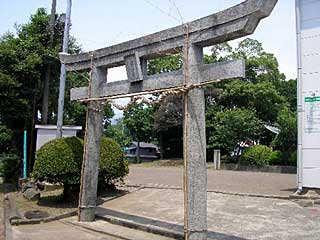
[[268, 150, 283, 166], [33, 136, 129, 193], [32, 137, 83, 186], [241, 145, 272, 166], [99, 137, 129, 187]]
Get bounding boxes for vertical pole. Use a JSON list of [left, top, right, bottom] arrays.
[[42, 0, 57, 124], [78, 66, 106, 222], [295, 0, 303, 191], [183, 43, 207, 240], [214, 150, 221, 170], [57, 0, 72, 138], [23, 130, 27, 179]]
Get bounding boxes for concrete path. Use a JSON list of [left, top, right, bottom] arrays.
[[97, 188, 320, 240], [126, 166, 297, 197], [10, 217, 172, 240]]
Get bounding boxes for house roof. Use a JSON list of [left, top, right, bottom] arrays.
[[131, 141, 158, 149]]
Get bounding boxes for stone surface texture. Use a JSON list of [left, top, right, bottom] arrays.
[[97, 188, 320, 240], [59, 0, 277, 71], [183, 44, 207, 239], [22, 189, 40, 202], [70, 59, 245, 101], [78, 66, 106, 222], [10, 217, 172, 240]]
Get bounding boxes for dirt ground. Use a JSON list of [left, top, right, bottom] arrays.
[[126, 165, 297, 197]]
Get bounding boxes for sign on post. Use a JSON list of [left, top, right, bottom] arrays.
[[296, 0, 320, 189]]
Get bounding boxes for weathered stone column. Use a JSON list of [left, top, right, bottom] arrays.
[[183, 44, 207, 239], [79, 66, 106, 222]]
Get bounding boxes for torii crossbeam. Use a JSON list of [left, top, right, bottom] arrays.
[[60, 1, 277, 239]]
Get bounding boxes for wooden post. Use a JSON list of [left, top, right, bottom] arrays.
[[78, 66, 106, 222]]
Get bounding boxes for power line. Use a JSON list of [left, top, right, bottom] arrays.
[[143, 0, 182, 24], [168, 0, 184, 24]]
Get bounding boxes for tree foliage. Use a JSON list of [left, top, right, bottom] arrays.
[[105, 118, 132, 148], [206, 108, 264, 153], [218, 80, 286, 123], [241, 145, 272, 166], [0, 8, 114, 167], [272, 107, 297, 164], [123, 102, 155, 143]]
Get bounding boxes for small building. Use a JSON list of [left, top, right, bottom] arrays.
[[35, 125, 82, 150], [125, 141, 160, 162]]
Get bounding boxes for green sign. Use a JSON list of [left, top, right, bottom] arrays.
[[305, 96, 320, 103]]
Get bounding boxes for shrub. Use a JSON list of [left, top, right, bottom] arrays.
[[99, 137, 129, 188], [289, 150, 297, 166], [241, 145, 272, 166], [268, 150, 283, 165], [0, 125, 14, 153], [33, 136, 129, 198], [0, 153, 20, 182], [32, 137, 83, 198]]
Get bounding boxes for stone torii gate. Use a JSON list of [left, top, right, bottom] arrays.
[[59, 0, 277, 239]]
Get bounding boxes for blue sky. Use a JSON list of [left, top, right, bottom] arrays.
[[0, 0, 297, 119]]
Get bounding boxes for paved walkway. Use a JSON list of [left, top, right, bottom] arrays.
[[125, 166, 297, 196], [97, 188, 320, 240], [10, 217, 172, 240]]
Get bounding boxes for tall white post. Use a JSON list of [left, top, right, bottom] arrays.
[[57, 0, 72, 138]]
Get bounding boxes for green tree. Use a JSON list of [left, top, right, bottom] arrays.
[[148, 54, 182, 75], [279, 79, 297, 112], [0, 9, 115, 169], [0, 125, 15, 153], [272, 107, 297, 164], [0, 9, 80, 161], [218, 80, 286, 123], [105, 118, 132, 148], [123, 102, 155, 162], [206, 107, 264, 155], [231, 38, 286, 87]]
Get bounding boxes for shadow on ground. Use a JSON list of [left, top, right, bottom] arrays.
[[96, 208, 248, 240]]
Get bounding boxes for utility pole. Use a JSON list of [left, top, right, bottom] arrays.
[[56, 0, 72, 138], [42, 0, 57, 124]]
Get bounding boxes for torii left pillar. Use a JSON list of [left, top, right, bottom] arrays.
[[78, 66, 106, 221]]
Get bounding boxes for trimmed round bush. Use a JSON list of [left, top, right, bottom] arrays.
[[99, 137, 129, 187], [241, 145, 272, 166], [268, 150, 283, 166], [32, 137, 83, 186], [33, 136, 129, 198]]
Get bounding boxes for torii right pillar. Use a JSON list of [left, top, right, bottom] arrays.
[[183, 44, 207, 240]]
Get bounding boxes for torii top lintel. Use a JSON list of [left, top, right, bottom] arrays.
[[59, 0, 277, 72]]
